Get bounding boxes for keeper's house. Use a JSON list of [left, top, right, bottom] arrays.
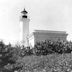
[[29, 30, 68, 47]]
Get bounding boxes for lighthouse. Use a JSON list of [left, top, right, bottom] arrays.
[[20, 8, 30, 47]]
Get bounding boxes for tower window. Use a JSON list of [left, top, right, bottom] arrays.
[[22, 15, 27, 18]]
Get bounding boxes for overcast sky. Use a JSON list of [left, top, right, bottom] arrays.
[[0, 0, 72, 44]]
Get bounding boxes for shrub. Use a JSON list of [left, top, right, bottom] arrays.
[[33, 41, 55, 55], [0, 41, 23, 72], [20, 47, 33, 57], [33, 40, 72, 55]]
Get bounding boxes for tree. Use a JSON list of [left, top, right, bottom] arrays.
[[0, 41, 23, 72]]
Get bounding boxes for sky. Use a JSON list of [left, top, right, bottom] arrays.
[[0, 0, 72, 44]]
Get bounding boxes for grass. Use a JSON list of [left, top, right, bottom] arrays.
[[17, 53, 72, 72]]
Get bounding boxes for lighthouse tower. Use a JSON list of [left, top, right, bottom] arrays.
[[20, 8, 30, 47]]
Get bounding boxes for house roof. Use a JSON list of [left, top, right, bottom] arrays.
[[34, 30, 67, 34], [29, 30, 68, 38]]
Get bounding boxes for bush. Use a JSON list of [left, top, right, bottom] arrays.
[[20, 47, 33, 57], [0, 41, 23, 72], [33, 40, 72, 55], [33, 41, 55, 55]]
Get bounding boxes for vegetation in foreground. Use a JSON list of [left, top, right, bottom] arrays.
[[18, 53, 72, 72], [0, 40, 72, 72]]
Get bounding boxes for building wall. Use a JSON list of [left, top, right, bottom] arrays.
[[29, 31, 68, 47], [29, 34, 35, 47], [34, 32, 68, 43]]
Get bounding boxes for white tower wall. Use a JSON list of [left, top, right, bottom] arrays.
[[20, 17, 30, 47]]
